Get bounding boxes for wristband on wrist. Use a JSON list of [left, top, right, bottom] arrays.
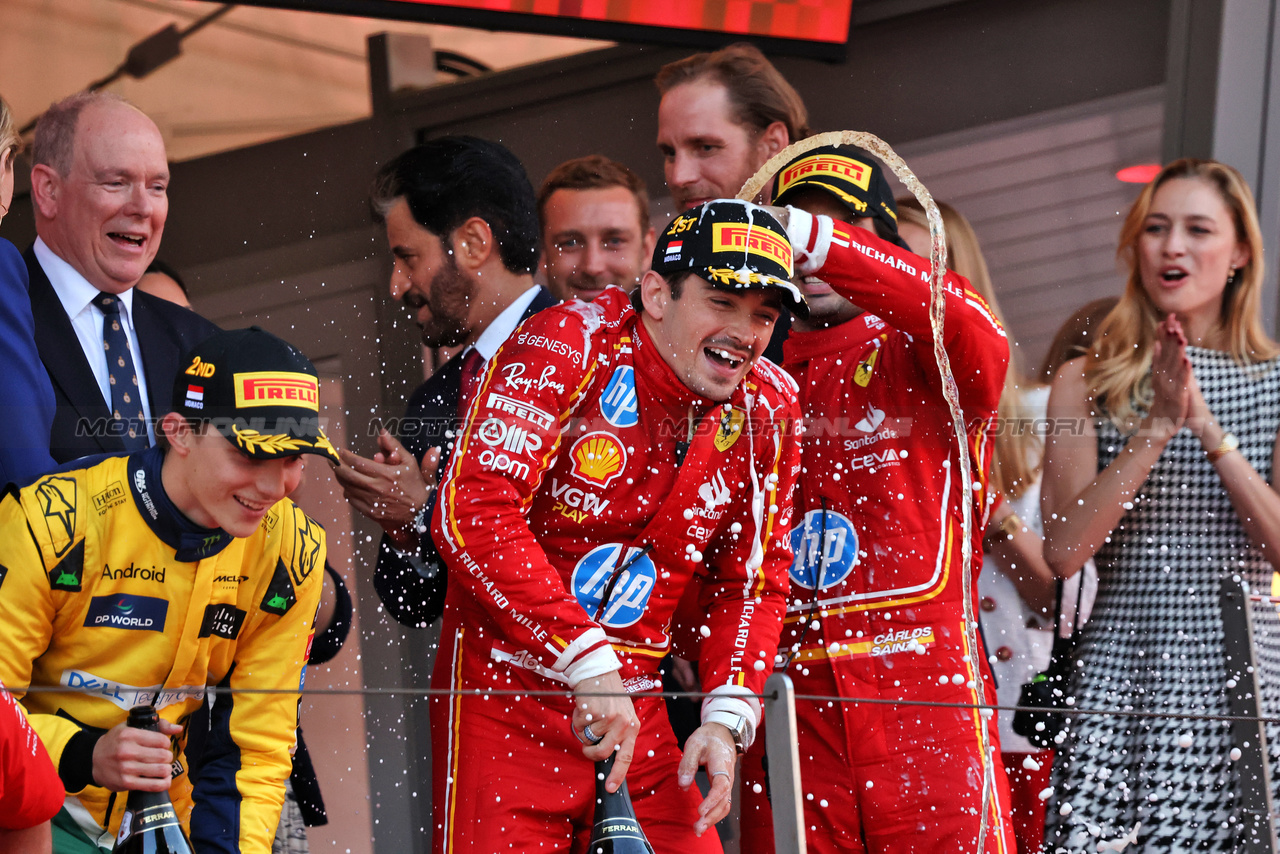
[[984, 512, 1022, 545], [1206, 432, 1239, 462]]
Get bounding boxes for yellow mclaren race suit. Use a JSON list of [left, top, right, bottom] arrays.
[[0, 448, 324, 854]]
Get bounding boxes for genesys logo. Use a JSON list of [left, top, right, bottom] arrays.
[[84, 594, 168, 632]]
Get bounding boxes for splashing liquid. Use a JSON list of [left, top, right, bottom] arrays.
[[738, 131, 997, 854]]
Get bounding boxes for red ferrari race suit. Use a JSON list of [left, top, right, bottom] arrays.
[[430, 288, 801, 854], [740, 218, 1016, 853]]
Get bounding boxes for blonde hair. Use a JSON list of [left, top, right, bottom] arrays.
[[898, 197, 1041, 499], [0, 95, 20, 165], [1087, 158, 1277, 426]]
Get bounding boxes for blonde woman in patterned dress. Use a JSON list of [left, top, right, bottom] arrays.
[[1041, 158, 1280, 850]]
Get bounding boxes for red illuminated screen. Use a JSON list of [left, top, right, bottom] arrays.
[[390, 0, 852, 44]]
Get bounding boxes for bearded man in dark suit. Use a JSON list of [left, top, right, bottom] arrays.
[[26, 91, 216, 464], [335, 136, 556, 627]]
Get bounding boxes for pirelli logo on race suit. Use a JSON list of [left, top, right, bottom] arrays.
[[234, 371, 319, 411], [776, 153, 873, 196], [711, 223, 792, 271], [486, 391, 555, 431]]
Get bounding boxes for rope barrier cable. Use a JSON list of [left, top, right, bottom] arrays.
[[13, 683, 1280, 727]]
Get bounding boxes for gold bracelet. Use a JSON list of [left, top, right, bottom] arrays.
[[985, 512, 1023, 543], [1206, 432, 1239, 462]]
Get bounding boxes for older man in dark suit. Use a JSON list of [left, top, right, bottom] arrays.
[[26, 91, 216, 464], [335, 136, 555, 627]]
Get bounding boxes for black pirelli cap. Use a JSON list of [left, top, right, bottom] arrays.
[[173, 327, 340, 465]]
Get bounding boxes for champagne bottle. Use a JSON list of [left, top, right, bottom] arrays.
[[587, 753, 656, 854], [112, 705, 194, 854]]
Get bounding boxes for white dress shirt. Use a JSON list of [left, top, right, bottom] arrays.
[[33, 238, 156, 444], [470, 285, 541, 363]]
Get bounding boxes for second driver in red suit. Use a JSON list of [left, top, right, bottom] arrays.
[[739, 146, 1017, 853], [430, 200, 804, 853]]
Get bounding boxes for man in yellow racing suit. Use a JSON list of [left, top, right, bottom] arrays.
[[0, 327, 340, 854]]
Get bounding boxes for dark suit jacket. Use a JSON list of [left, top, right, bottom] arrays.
[[26, 247, 220, 464], [0, 240, 57, 487], [373, 286, 558, 627]]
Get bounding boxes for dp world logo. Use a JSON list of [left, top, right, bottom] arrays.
[[600, 366, 639, 428], [788, 509, 859, 590], [571, 543, 656, 627]]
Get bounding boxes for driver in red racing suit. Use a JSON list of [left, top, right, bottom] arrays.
[[430, 200, 803, 853], [739, 147, 1016, 853]]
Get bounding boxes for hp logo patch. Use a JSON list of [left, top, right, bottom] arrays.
[[571, 543, 656, 627], [788, 509, 858, 590], [600, 366, 639, 428]]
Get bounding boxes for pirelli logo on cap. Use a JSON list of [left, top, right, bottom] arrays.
[[234, 372, 319, 411], [777, 154, 873, 196], [712, 223, 792, 272]]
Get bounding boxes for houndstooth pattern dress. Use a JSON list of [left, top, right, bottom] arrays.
[[1047, 347, 1280, 852]]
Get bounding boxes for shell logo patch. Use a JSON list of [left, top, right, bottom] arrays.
[[714, 407, 745, 452], [570, 432, 627, 487]]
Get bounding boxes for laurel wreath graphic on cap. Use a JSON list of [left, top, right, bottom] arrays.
[[232, 425, 310, 455], [707, 267, 785, 288]]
